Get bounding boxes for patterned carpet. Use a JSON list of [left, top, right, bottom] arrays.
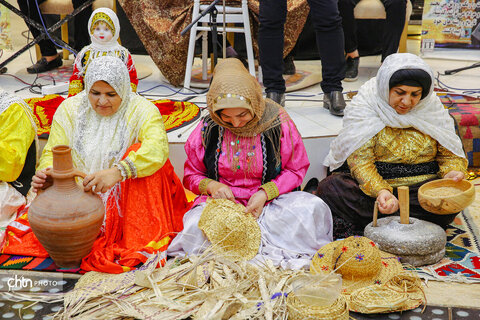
[[24, 95, 201, 137], [441, 93, 480, 167], [412, 183, 480, 283]]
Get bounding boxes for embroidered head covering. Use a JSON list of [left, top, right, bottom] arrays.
[[58, 56, 148, 205], [206, 58, 283, 138], [88, 8, 121, 50], [324, 53, 465, 171], [203, 58, 290, 171], [389, 68, 432, 100], [73, 8, 131, 78]]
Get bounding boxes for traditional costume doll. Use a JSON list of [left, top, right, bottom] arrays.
[[67, 8, 138, 97]]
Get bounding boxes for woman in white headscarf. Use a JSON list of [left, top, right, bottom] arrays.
[[318, 53, 467, 239], [67, 8, 138, 97], [3, 56, 191, 273]]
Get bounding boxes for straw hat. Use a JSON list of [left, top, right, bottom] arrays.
[[287, 293, 349, 320], [310, 236, 404, 295], [198, 198, 261, 261], [348, 274, 425, 313]]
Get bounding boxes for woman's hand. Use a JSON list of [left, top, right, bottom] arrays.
[[377, 189, 398, 214], [206, 181, 235, 201], [443, 170, 465, 181], [31, 167, 53, 193], [83, 167, 123, 193], [245, 190, 268, 218]]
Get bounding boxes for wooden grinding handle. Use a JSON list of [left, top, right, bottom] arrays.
[[398, 186, 410, 224], [373, 200, 378, 227]]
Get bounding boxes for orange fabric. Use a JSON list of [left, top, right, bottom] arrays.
[[2, 144, 191, 273]]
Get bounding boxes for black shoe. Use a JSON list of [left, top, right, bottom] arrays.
[[283, 55, 296, 75], [344, 57, 359, 82], [266, 91, 285, 107], [27, 55, 62, 74], [323, 91, 346, 116], [303, 177, 319, 194]]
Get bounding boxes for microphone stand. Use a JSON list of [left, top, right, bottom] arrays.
[[444, 62, 480, 75], [181, 0, 221, 68]]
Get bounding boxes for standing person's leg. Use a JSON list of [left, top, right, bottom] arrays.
[[72, 0, 92, 51], [307, 0, 346, 116], [258, 0, 287, 107], [380, 0, 406, 61], [17, 0, 62, 73], [338, 0, 361, 81]]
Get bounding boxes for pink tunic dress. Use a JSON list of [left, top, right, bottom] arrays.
[[169, 116, 333, 269], [184, 117, 309, 206]]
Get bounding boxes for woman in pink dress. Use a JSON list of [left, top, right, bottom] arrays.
[[168, 59, 333, 269]]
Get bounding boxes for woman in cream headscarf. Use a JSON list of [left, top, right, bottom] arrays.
[[3, 56, 191, 273], [168, 58, 333, 269], [67, 8, 138, 97], [318, 53, 467, 239]]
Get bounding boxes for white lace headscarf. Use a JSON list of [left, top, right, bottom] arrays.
[[62, 56, 147, 206], [324, 53, 465, 171], [73, 8, 131, 77]]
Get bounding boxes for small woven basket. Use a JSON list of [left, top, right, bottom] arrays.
[[348, 273, 424, 313], [287, 293, 349, 320]]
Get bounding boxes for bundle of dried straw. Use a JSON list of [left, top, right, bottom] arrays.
[[52, 249, 322, 319]]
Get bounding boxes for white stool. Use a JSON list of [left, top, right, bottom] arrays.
[[183, 0, 255, 89]]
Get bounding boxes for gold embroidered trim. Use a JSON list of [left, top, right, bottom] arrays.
[[199, 178, 213, 195], [214, 93, 251, 105], [90, 12, 115, 35], [261, 181, 279, 201], [130, 82, 137, 92], [68, 80, 84, 96], [113, 162, 128, 181], [119, 160, 132, 179]]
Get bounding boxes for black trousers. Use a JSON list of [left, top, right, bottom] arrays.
[[17, 0, 92, 57], [258, 0, 345, 94], [338, 0, 406, 61]]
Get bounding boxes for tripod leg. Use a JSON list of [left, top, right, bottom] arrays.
[[211, 8, 218, 67]]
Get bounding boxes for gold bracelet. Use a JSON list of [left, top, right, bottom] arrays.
[[199, 178, 213, 195], [260, 181, 279, 201]]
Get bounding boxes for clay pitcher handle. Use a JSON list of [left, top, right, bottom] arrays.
[[398, 186, 410, 224], [73, 169, 87, 179]]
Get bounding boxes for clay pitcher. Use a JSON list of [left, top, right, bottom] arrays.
[[29, 145, 105, 268]]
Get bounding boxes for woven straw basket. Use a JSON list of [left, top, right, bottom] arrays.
[[287, 293, 349, 320]]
